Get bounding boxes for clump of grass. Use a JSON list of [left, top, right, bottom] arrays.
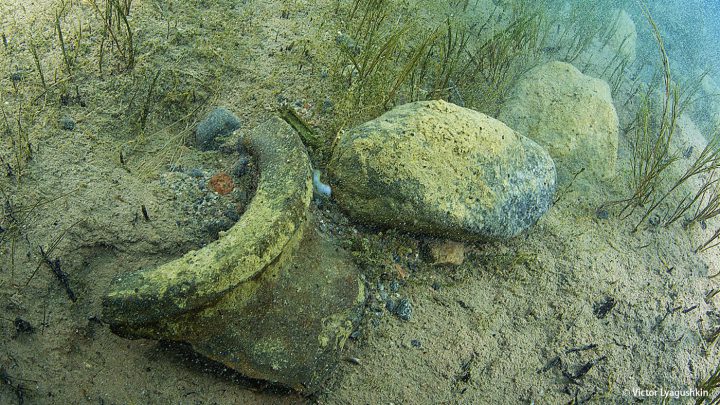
[[89, 0, 135, 72], [333, 0, 547, 128], [604, 6, 680, 227], [0, 95, 33, 180], [696, 362, 720, 404]]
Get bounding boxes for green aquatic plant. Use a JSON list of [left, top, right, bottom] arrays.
[[89, 0, 135, 72], [696, 362, 720, 404], [334, 0, 547, 127], [0, 95, 33, 181], [609, 6, 680, 228]]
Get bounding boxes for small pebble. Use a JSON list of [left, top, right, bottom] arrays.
[[431, 282, 441, 291], [394, 298, 412, 321], [649, 215, 661, 226], [232, 156, 250, 177], [390, 279, 400, 293], [595, 208, 609, 220], [189, 168, 204, 178], [322, 97, 334, 113], [411, 339, 421, 348], [195, 107, 241, 151], [224, 207, 240, 222], [60, 116, 75, 131]]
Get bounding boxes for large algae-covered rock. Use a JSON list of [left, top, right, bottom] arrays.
[[328, 100, 556, 241], [499, 61, 619, 184], [103, 117, 365, 393]]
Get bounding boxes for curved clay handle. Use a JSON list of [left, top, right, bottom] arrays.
[[103, 116, 313, 326]]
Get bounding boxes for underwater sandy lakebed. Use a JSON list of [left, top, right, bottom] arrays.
[[2, 0, 720, 403]]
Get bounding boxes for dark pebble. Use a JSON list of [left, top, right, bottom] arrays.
[[394, 298, 412, 321], [385, 299, 396, 312], [195, 107, 241, 151], [232, 156, 250, 177], [431, 282, 441, 291], [322, 97, 334, 113], [595, 208, 609, 220], [411, 339, 421, 348], [60, 116, 75, 131], [189, 168, 204, 178], [648, 215, 661, 226], [350, 330, 361, 340], [390, 279, 400, 293], [224, 208, 240, 222]]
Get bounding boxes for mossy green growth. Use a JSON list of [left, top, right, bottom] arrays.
[[328, 100, 556, 241]]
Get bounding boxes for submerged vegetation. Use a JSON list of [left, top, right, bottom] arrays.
[[332, 0, 547, 127]]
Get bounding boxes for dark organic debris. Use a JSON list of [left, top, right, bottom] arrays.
[[141, 204, 150, 221], [538, 356, 561, 373], [566, 344, 598, 354], [0, 367, 28, 404], [13, 317, 34, 335], [39, 246, 76, 302], [593, 297, 615, 319], [454, 351, 478, 394], [563, 356, 607, 384]]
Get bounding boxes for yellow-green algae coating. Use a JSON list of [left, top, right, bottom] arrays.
[[103, 116, 313, 325], [329, 100, 555, 240]]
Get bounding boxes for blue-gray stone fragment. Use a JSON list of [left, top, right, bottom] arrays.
[[195, 107, 241, 151]]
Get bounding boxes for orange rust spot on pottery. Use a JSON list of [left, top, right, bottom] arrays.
[[209, 172, 234, 195]]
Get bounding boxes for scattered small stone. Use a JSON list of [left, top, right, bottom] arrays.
[[349, 330, 361, 340], [60, 116, 75, 131], [232, 156, 250, 177], [195, 107, 241, 151], [385, 298, 396, 313], [427, 240, 465, 266], [648, 215, 661, 226], [389, 279, 400, 293], [224, 207, 240, 222], [595, 208, 609, 220], [189, 168, 204, 178], [411, 339, 422, 348], [322, 97, 334, 113], [393, 298, 412, 321], [431, 281, 442, 291]]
